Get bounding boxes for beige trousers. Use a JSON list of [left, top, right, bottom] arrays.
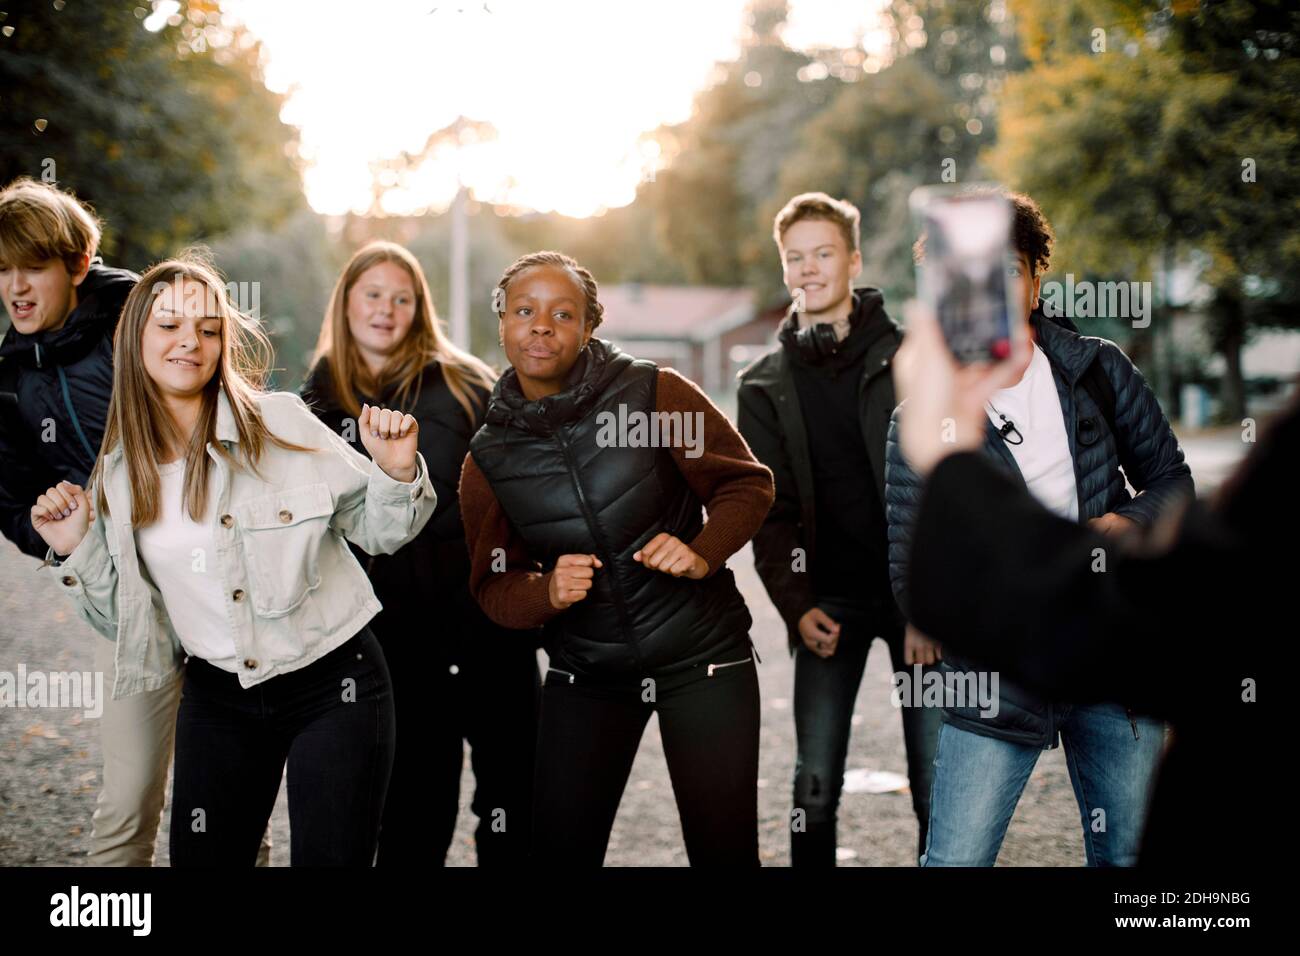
[[89, 638, 272, 866]]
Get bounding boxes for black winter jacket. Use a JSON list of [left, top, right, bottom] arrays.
[[0, 264, 137, 558], [737, 289, 904, 651], [885, 312, 1195, 747], [300, 358, 538, 667]]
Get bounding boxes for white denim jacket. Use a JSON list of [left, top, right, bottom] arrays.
[[43, 387, 436, 698]]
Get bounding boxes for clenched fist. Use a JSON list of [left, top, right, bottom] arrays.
[[32, 481, 95, 558], [548, 553, 603, 610], [359, 403, 419, 483], [632, 533, 708, 579]]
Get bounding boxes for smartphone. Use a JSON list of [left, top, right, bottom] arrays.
[[910, 184, 1020, 364]]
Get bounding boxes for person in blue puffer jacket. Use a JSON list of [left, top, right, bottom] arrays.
[[884, 190, 1194, 867]]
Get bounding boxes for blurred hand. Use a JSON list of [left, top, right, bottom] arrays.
[[32, 481, 95, 558], [548, 553, 603, 610], [633, 533, 708, 579], [893, 300, 1032, 477], [798, 606, 841, 658], [1088, 512, 1140, 539], [359, 403, 419, 483], [904, 623, 943, 666]]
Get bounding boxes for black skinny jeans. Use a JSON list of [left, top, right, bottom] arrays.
[[169, 626, 395, 867], [532, 641, 761, 866], [792, 597, 942, 866], [375, 621, 540, 867]]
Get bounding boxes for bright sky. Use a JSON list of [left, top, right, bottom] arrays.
[[208, 0, 890, 218]]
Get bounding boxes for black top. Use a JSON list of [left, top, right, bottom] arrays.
[[300, 357, 538, 665], [782, 295, 893, 605]]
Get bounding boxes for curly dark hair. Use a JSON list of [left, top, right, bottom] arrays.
[[912, 189, 1055, 278], [493, 250, 604, 331]]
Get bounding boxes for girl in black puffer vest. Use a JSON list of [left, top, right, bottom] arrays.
[[460, 251, 774, 866], [302, 241, 540, 866]]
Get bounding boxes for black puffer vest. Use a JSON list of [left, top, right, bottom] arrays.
[[469, 338, 752, 679]]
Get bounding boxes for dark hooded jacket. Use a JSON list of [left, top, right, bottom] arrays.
[[0, 264, 137, 558], [736, 289, 904, 651]]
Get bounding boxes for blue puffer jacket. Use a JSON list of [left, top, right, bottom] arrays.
[[884, 314, 1194, 748]]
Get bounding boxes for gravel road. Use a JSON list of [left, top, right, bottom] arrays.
[[0, 540, 1086, 867]]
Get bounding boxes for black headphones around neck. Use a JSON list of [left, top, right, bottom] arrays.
[[784, 289, 872, 363], [789, 319, 842, 363]]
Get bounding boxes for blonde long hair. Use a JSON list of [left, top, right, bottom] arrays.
[[91, 251, 314, 525], [309, 241, 497, 426]]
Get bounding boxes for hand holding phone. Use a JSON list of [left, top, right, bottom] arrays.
[[910, 185, 1023, 364]]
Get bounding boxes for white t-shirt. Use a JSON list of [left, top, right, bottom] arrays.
[[135, 460, 239, 671], [985, 343, 1079, 521]]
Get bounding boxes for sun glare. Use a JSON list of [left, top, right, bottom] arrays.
[[222, 0, 890, 218]]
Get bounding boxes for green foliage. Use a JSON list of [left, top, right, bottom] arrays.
[[605, 0, 1024, 307], [769, 56, 975, 305], [206, 209, 336, 390], [0, 1, 303, 270], [991, 0, 1300, 416]]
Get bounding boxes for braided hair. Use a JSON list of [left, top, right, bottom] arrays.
[[494, 250, 604, 332]]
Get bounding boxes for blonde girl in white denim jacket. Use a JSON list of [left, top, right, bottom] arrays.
[[33, 253, 435, 866]]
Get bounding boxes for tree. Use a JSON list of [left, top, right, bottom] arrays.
[[0, 1, 303, 270], [635, 0, 836, 292], [989, 0, 1300, 420], [770, 56, 981, 306]]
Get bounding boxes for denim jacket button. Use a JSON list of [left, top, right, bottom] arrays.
[[232, 588, 245, 602], [61, 575, 76, 587], [278, 509, 293, 523], [220, 513, 234, 528], [243, 658, 258, 670]]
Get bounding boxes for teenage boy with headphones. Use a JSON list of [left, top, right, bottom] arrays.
[[737, 192, 942, 865]]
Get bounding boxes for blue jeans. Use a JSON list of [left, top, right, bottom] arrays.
[[792, 597, 942, 866], [922, 702, 1164, 866]]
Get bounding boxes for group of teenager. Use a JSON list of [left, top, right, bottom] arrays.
[[0, 175, 1196, 867]]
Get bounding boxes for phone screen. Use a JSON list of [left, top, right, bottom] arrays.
[[911, 186, 1018, 364]]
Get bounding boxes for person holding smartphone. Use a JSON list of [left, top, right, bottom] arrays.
[[885, 189, 1193, 866], [33, 251, 435, 866], [892, 295, 1283, 868], [460, 250, 774, 866]]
